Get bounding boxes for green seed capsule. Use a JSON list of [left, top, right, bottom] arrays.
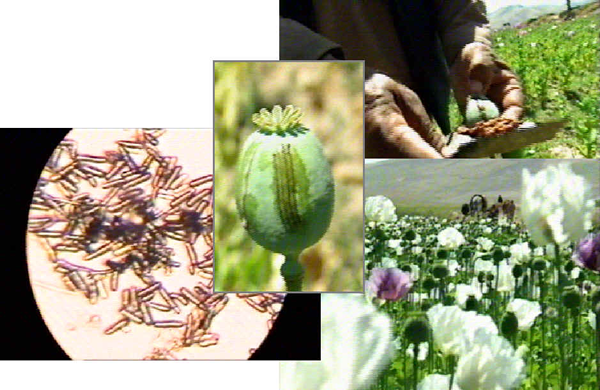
[[465, 95, 500, 126], [235, 105, 335, 257]]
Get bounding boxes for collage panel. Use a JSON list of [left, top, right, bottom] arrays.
[[282, 158, 600, 389], [280, 0, 599, 159], [279, 1, 599, 389], [23, 129, 320, 360], [214, 61, 364, 293]]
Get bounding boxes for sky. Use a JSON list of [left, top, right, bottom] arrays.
[[484, 0, 576, 13]]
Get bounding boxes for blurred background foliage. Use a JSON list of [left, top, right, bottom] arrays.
[[214, 62, 364, 292]]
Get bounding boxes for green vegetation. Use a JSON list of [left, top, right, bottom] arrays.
[[449, 4, 599, 158]]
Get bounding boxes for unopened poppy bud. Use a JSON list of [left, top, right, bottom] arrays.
[[465, 295, 478, 311], [532, 259, 547, 271], [562, 287, 581, 310], [432, 264, 449, 279], [403, 315, 430, 345], [493, 248, 504, 263], [423, 277, 436, 291], [404, 230, 417, 241], [501, 311, 519, 337], [512, 264, 524, 279], [477, 272, 486, 283]]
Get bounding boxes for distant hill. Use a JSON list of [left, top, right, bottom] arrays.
[[488, 1, 595, 29], [365, 160, 600, 218]]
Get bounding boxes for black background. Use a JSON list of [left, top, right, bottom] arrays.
[[0, 129, 319, 360]]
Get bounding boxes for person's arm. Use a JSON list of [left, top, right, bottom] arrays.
[[365, 73, 449, 158], [435, 0, 524, 120], [279, 17, 345, 60]]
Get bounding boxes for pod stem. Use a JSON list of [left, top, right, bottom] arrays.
[[281, 253, 304, 292]]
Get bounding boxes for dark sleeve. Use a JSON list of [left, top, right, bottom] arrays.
[[279, 17, 345, 60]]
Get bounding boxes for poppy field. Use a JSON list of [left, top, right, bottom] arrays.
[[364, 164, 600, 389], [448, 3, 599, 158]]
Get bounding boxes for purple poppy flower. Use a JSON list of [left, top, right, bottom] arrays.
[[573, 233, 600, 272], [366, 268, 412, 302]]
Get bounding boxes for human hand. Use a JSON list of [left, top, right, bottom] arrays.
[[365, 73, 449, 158], [450, 42, 524, 121]]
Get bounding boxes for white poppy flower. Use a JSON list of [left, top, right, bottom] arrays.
[[427, 304, 467, 356], [533, 247, 544, 257], [588, 311, 596, 330], [387, 239, 401, 249], [474, 259, 494, 274], [409, 264, 420, 281], [571, 267, 581, 280], [406, 342, 429, 361], [456, 284, 483, 308], [438, 227, 466, 249], [365, 196, 398, 224], [477, 237, 495, 251], [507, 299, 542, 331], [471, 276, 489, 294], [456, 329, 526, 390], [516, 344, 529, 358], [509, 242, 531, 263], [381, 257, 397, 268], [280, 294, 395, 390], [427, 304, 498, 357], [521, 164, 594, 245], [484, 227, 493, 234], [413, 292, 429, 303], [412, 246, 423, 255], [496, 260, 516, 293], [418, 374, 462, 390], [448, 260, 461, 277]]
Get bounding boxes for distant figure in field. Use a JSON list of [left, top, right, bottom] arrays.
[[469, 194, 488, 215]]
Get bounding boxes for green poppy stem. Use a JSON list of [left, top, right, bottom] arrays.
[[413, 343, 419, 390], [596, 304, 600, 388], [571, 308, 578, 388], [555, 244, 566, 390], [281, 253, 304, 291], [539, 269, 547, 390], [448, 355, 456, 390]]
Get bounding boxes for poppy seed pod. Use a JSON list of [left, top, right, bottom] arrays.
[[404, 316, 430, 345], [493, 248, 505, 263], [236, 105, 335, 291], [501, 311, 519, 337], [236, 105, 335, 257], [512, 264, 524, 279], [423, 276, 437, 291], [432, 264, 449, 279], [404, 230, 417, 241], [465, 95, 500, 127], [465, 295, 479, 311], [562, 287, 582, 310], [532, 259, 547, 271]]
